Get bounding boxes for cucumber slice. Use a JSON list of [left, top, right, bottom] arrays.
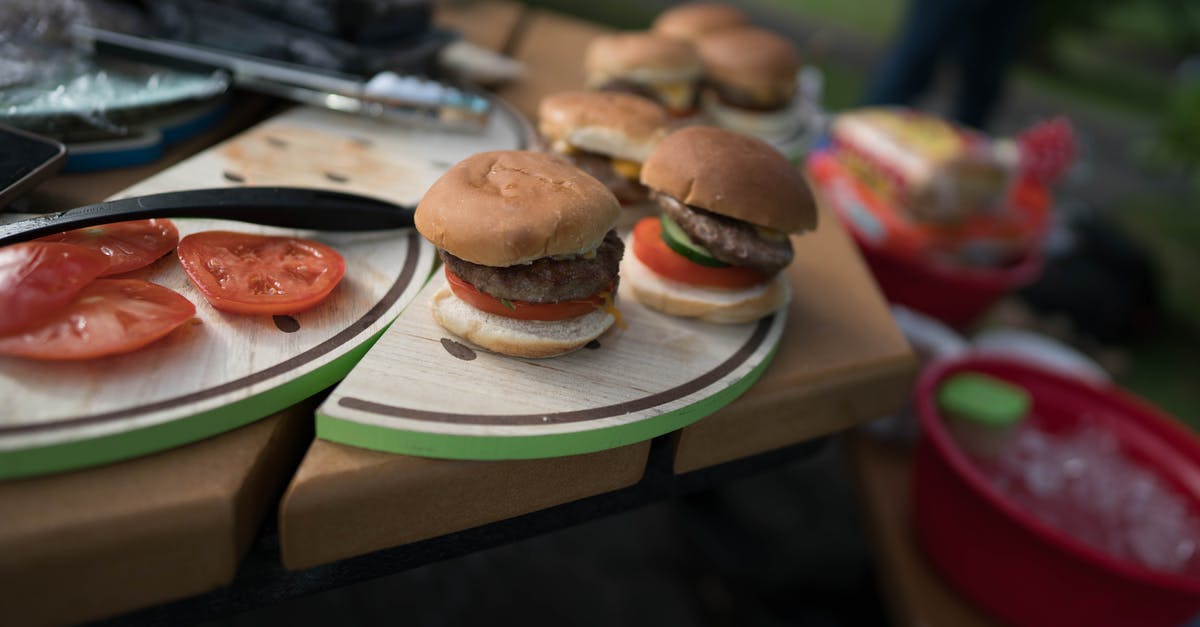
[[659, 215, 729, 267]]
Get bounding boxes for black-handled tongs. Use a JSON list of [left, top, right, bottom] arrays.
[[0, 187, 415, 246]]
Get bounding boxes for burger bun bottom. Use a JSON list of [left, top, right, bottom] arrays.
[[430, 283, 616, 358], [620, 246, 791, 324], [702, 91, 804, 142]]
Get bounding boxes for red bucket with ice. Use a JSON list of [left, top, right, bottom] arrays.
[[913, 356, 1200, 627]]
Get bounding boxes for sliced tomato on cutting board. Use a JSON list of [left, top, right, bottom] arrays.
[[0, 279, 196, 360], [39, 219, 180, 276], [0, 242, 110, 336], [177, 231, 346, 315], [631, 217, 767, 289], [444, 266, 610, 321]]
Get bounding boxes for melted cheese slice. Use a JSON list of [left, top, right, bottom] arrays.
[[653, 81, 695, 111], [599, 290, 626, 329], [755, 226, 788, 242], [611, 158, 642, 180]]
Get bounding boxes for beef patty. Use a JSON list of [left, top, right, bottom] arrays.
[[564, 149, 649, 205], [654, 191, 793, 275], [710, 81, 794, 112], [597, 79, 662, 104], [599, 79, 700, 114], [441, 230, 624, 303]]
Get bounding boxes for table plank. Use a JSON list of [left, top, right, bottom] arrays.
[[278, 439, 651, 570], [435, 0, 526, 53], [848, 433, 1001, 627], [0, 403, 312, 626], [672, 203, 916, 473]]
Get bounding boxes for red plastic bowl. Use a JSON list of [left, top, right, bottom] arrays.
[[913, 356, 1200, 627], [850, 229, 1042, 330]]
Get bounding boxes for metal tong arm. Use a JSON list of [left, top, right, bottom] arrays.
[[0, 187, 415, 246]]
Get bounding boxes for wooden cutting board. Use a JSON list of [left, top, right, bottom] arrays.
[[0, 102, 531, 479], [316, 265, 787, 460]]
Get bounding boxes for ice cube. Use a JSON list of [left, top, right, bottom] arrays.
[[1127, 506, 1198, 572], [1025, 454, 1066, 497]]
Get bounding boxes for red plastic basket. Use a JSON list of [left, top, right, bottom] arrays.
[[806, 149, 1046, 329], [913, 356, 1200, 627], [850, 229, 1042, 330]]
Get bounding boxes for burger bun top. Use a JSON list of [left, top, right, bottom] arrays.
[[640, 126, 816, 233], [539, 91, 669, 162], [696, 27, 800, 93], [652, 2, 746, 42], [585, 32, 702, 84], [416, 150, 621, 267]]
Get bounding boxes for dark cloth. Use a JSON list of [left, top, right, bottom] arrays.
[[863, 0, 1033, 130]]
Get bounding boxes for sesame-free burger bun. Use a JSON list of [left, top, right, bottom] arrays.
[[585, 32, 702, 84], [640, 126, 817, 233], [620, 244, 791, 324], [430, 284, 616, 358], [696, 27, 800, 94], [539, 91, 668, 162], [653, 3, 746, 42], [415, 150, 621, 267]]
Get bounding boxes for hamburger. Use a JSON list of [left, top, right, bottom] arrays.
[[652, 2, 746, 42], [621, 127, 817, 323], [415, 150, 625, 358], [584, 32, 703, 117], [538, 90, 668, 208], [695, 27, 803, 140]]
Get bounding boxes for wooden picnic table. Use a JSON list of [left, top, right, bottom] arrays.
[[0, 3, 916, 624]]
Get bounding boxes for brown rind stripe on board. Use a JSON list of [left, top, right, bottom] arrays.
[[0, 230, 423, 436], [336, 315, 773, 426]]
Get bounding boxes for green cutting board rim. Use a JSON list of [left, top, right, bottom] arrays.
[[314, 320, 782, 460], [0, 328, 384, 480]]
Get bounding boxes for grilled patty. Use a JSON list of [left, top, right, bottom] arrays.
[[441, 230, 624, 303], [598, 79, 661, 103], [654, 191, 793, 275], [564, 149, 649, 205], [710, 81, 794, 112], [597, 78, 700, 114]]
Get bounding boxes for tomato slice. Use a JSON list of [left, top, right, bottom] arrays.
[[631, 217, 768, 289], [444, 266, 607, 321], [0, 242, 110, 336], [0, 279, 195, 360], [39, 219, 180, 276], [177, 231, 346, 315]]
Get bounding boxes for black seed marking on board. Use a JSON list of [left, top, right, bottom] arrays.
[[265, 136, 288, 148], [441, 338, 477, 360], [273, 315, 301, 333], [585, 340, 601, 349], [223, 170, 245, 183], [351, 136, 372, 147], [430, 160, 453, 169], [325, 172, 349, 183]]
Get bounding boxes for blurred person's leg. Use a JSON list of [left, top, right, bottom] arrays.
[[863, 0, 975, 107], [953, 0, 1034, 129]]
